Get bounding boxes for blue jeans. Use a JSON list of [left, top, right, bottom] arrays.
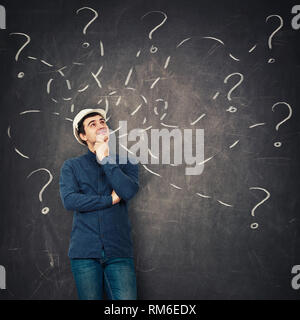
[[70, 250, 137, 300]]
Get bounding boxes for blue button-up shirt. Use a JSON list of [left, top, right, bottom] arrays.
[[59, 149, 139, 259]]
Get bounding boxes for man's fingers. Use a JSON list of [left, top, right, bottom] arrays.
[[111, 190, 121, 205], [96, 135, 105, 143]]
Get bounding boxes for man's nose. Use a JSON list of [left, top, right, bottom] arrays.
[[96, 121, 104, 129]]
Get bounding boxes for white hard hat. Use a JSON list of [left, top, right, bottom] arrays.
[[73, 108, 107, 145]]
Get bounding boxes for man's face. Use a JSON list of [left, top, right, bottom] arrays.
[[79, 114, 109, 145]]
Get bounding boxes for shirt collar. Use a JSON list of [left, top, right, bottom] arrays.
[[86, 148, 97, 162]]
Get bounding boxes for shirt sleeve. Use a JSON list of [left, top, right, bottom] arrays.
[[59, 160, 112, 212], [97, 154, 139, 201]]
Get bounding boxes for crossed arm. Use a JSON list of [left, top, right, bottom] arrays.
[[59, 158, 139, 213]]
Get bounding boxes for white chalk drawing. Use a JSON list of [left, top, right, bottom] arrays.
[[141, 10, 167, 41], [76, 7, 99, 36], [140, 10, 167, 55], [265, 15, 283, 63], [223, 72, 244, 112], [26, 168, 53, 215], [202, 36, 240, 61], [7, 8, 293, 228], [7, 110, 71, 159], [249, 187, 271, 229], [10, 32, 31, 62], [9, 32, 31, 78], [271, 102, 292, 147]]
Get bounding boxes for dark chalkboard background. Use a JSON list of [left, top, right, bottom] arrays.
[[0, 0, 299, 299]]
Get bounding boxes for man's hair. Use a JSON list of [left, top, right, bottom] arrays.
[[77, 112, 103, 145]]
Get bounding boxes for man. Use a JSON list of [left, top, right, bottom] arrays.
[[59, 108, 139, 300]]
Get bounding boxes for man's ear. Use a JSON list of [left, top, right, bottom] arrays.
[[79, 132, 87, 142]]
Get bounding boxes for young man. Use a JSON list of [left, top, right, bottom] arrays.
[[59, 108, 139, 300]]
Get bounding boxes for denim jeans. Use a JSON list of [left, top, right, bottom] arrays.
[[70, 249, 137, 300]]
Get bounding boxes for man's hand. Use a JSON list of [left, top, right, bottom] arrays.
[[111, 190, 121, 205], [95, 134, 109, 161]]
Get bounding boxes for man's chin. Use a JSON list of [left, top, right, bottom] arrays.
[[96, 135, 109, 143]]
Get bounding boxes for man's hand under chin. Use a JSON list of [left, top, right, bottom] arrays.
[[94, 131, 109, 161]]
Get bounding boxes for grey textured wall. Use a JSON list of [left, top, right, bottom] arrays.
[[0, 0, 299, 299]]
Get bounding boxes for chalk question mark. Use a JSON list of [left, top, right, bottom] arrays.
[[223, 72, 244, 113], [27, 168, 53, 215], [271, 102, 292, 148], [76, 7, 99, 48], [265, 15, 283, 63], [249, 187, 270, 229], [9, 32, 31, 79], [141, 11, 167, 53]]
